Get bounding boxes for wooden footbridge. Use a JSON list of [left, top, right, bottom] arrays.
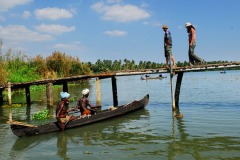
[[1, 62, 240, 110]]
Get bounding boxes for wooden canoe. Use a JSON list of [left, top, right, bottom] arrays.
[[10, 94, 149, 137]]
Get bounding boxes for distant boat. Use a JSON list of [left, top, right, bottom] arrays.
[[220, 69, 226, 74], [220, 71, 226, 74], [141, 74, 167, 80]]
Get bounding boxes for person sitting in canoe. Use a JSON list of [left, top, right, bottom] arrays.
[[76, 88, 101, 115], [56, 92, 78, 130]]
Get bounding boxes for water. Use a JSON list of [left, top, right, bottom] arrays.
[[0, 70, 240, 160]]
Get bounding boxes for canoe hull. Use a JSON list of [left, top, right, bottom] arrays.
[[11, 94, 149, 137]]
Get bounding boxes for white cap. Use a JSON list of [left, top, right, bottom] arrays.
[[185, 22, 192, 28], [82, 88, 90, 95]]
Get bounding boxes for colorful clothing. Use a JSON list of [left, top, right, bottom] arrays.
[[164, 31, 172, 57], [164, 30, 172, 46], [77, 97, 95, 115]]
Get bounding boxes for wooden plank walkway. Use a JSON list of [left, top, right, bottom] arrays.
[[1, 61, 239, 107], [0, 62, 240, 89]]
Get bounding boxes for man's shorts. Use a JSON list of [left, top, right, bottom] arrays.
[[60, 115, 70, 123], [164, 46, 172, 57]]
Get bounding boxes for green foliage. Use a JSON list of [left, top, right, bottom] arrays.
[[31, 110, 49, 120], [89, 59, 164, 73], [0, 61, 8, 86], [2, 103, 25, 108], [7, 64, 41, 82], [46, 51, 92, 77], [30, 55, 48, 79]]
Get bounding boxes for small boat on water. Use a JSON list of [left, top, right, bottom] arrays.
[[9, 94, 149, 137], [220, 68, 226, 74], [220, 70, 226, 74], [220, 71, 226, 74], [141, 74, 167, 80]]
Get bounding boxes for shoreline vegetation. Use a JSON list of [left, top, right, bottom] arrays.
[[0, 50, 236, 86]]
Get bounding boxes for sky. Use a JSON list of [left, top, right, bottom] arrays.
[[0, 0, 240, 63]]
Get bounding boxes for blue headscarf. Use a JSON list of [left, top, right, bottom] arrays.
[[60, 92, 70, 99]]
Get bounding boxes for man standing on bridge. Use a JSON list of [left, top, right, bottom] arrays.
[[162, 25, 177, 69], [185, 22, 204, 66]]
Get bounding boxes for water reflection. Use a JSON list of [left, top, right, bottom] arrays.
[[57, 132, 80, 160], [11, 110, 149, 156], [2, 71, 240, 159], [9, 107, 240, 159]]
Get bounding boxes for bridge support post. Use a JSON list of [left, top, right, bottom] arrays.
[[175, 72, 183, 110], [25, 85, 31, 106], [170, 73, 176, 110], [46, 82, 53, 107], [168, 57, 176, 110], [63, 81, 68, 92], [0, 89, 3, 106], [8, 82, 12, 106], [111, 76, 118, 107], [96, 78, 101, 106]]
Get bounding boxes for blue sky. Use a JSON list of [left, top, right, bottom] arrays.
[[0, 0, 239, 63]]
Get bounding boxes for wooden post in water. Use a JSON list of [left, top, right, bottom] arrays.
[[111, 76, 118, 107], [175, 72, 183, 110], [96, 78, 101, 106], [169, 58, 176, 110], [46, 82, 53, 107], [63, 81, 68, 92], [8, 82, 12, 106], [25, 85, 31, 106], [0, 89, 3, 106]]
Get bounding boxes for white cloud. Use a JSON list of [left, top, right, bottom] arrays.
[[0, 0, 32, 12], [22, 11, 31, 19], [54, 41, 85, 51], [91, 2, 150, 22], [0, 25, 53, 41], [35, 24, 75, 35], [143, 21, 161, 27], [104, 30, 127, 37], [107, 0, 121, 3], [35, 7, 73, 20]]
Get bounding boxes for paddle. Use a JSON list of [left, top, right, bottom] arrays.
[[7, 120, 37, 128]]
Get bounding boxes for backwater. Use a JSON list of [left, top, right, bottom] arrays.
[[0, 70, 240, 160]]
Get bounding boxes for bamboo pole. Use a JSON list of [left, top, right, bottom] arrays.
[[169, 58, 176, 110], [8, 82, 12, 106], [96, 78, 101, 106], [46, 82, 53, 107]]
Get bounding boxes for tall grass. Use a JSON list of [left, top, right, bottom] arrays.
[[0, 61, 8, 86], [0, 50, 92, 83]]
